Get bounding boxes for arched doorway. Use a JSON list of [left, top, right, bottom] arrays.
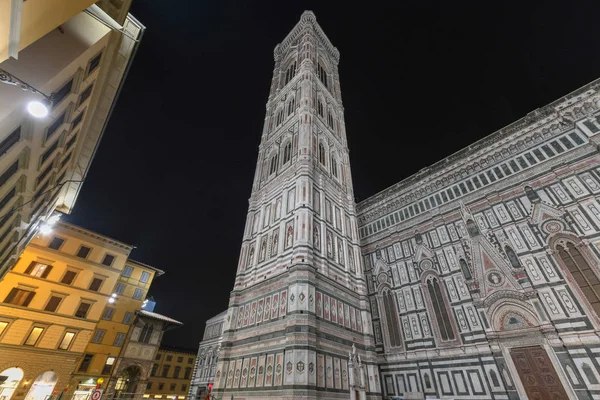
[[114, 366, 141, 399], [0, 367, 24, 400], [24, 371, 58, 400]]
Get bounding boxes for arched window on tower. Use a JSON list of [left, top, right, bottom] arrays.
[[327, 112, 334, 129], [427, 278, 455, 341], [317, 62, 328, 89], [381, 290, 402, 348], [318, 143, 326, 166], [317, 99, 324, 117], [284, 61, 297, 86], [505, 246, 521, 268], [269, 154, 278, 175], [556, 241, 600, 317], [287, 97, 295, 116], [459, 258, 472, 280], [331, 156, 338, 178], [283, 142, 292, 164], [524, 185, 541, 203], [276, 109, 284, 126]]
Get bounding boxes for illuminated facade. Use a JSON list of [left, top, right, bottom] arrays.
[[188, 310, 226, 399], [145, 346, 196, 399], [215, 11, 379, 400], [217, 9, 600, 400], [0, 0, 144, 281]]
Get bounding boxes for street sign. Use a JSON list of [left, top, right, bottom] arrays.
[[91, 388, 103, 400]]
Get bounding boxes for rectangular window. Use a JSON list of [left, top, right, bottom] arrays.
[[0, 126, 20, 158], [559, 136, 575, 149], [524, 152, 537, 165], [447, 188, 454, 200], [0, 321, 9, 337], [71, 109, 85, 130], [146, 382, 152, 391], [0, 160, 18, 187], [44, 295, 63, 312], [52, 79, 73, 106], [133, 288, 144, 300], [61, 270, 77, 285], [532, 148, 546, 161], [46, 113, 66, 140], [162, 365, 170, 377], [440, 191, 448, 202], [541, 144, 555, 157], [24, 327, 45, 346], [4, 288, 35, 307], [466, 180, 474, 191], [76, 246, 92, 259], [79, 83, 94, 106], [40, 139, 59, 165], [58, 331, 75, 350], [102, 357, 115, 375], [569, 131, 584, 145], [101, 254, 115, 267], [123, 265, 133, 277], [78, 354, 93, 372], [114, 283, 126, 295], [151, 364, 159, 376], [158, 383, 164, 390], [88, 52, 103, 75], [583, 120, 599, 133], [75, 302, 92, 318], [102, 307, 115, 320], [66, 133, 78, 151], [177, 356, 183, 363], [181, 384, 187, 391], [113, 332, 126, 346], [24, 261, 53, 278], [509, 160, 520, 172], [453, 186, 461, 197], [429, 196, 436, 207], [459, 183, 467, 194], [60, 151, 72, 169], [89, 277, 104, 292], [184, 367, 191, 379], [170, 384, 176, 391], [140, 271, 150, 283], [486, 171, 497, 182], [122, 312, 134, 325], [48, 236, 65, 250], [516, 156, 528, 168], [188, 357, 193, 364], [473, 177, 481, 188], [36, 163, 54, 186], [166, 355, 173, 361], [493, 167, 504, 178], [501, 163, 512, 176], [550, 141, 564, 154], [91, 329, 106, 343]]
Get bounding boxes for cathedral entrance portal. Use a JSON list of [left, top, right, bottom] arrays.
[[510, 346, 568, 400]]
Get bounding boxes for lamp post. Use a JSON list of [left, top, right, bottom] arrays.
[[0, 68, 52, 118]]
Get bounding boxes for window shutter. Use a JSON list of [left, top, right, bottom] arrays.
[[4, 288, 17, 303], [23, 291, 36, 307], [24, 261, 36, 275], [41, 265, 53, 278]]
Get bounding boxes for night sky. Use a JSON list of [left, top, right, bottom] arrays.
[[64, 1, 600, 348]]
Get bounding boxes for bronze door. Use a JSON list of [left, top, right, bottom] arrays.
[[510, 346, 569, 400]]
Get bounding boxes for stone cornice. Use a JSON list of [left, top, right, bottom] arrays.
[[274, 11, 339, 65], [356, 79, 600, 224]]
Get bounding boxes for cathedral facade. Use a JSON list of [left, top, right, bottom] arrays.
[[214, 10, 600, 400]]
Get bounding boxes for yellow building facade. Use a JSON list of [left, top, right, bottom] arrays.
[[145, 346, 197, 400], [0, 221, 163, 400]]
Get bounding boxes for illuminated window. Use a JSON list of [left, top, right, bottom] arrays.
[[0, 321, 8, 336], [102, 357, 115, 374], [24, 327, 45, 346], [4, 288, 35, 307], [24, 262, 53, 278], [58, 331, 76, 350]]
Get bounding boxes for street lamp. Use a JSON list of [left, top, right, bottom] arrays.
[[0, 68, 51, 118]]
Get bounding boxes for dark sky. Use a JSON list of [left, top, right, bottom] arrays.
[[64, 0, 600, 348]]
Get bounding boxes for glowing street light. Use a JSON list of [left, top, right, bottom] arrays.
[[27, 100, 49, 118], [1, 68, 52, 118], [38, 223, 53, 235]]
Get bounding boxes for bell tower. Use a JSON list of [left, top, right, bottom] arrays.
[[214, 11, 381, 399]]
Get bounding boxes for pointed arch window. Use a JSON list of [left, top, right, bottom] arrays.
[[276, 109, 284, 126], [318, 143, 326, 166], [327, 112, 334, 129], [427, 278, 455, 341], [287, 97, 295, 116], [582, 363, 599, 384], [139, 323, 153, 344], [317, 63, 328, 89], [505, 246, 521, 268], [331, 156, 338, 178], [489, 370, 500, 387], [269, 154, 278, 175], [466, 219, 480, 236], [524, 185, 541, 203], [381, 290, 402, 348], [556, 241, 600, 316], [459, 258, 472, 280], [283, 142, 292, 164], [284, 61, 297, 86], [317, 99, 324, 117]]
